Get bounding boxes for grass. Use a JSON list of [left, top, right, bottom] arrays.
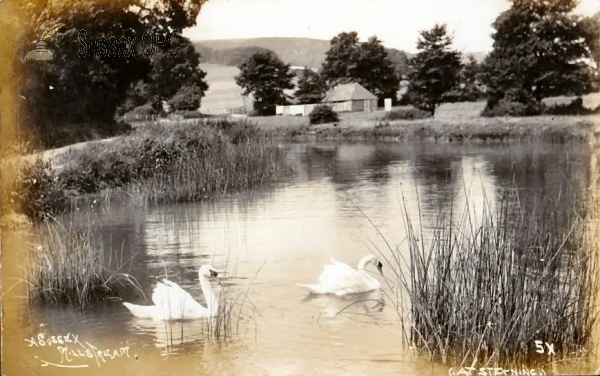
[[363, 183, 600, 369], [263, 113, 600, 144], [26, 218, 145, 309], [8, 119, 291, 221], [250, 93, 600, 143]]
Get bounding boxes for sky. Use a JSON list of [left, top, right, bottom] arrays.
[[183, 0, 599, 53]]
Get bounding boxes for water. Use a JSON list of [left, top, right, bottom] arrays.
[[3, 141, 599, 376]]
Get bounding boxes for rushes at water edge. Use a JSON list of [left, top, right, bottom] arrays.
[[27, 218, 145, 309]]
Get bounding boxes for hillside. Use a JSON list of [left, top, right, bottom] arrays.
[[194, 37, 330, 68], [193, 37, 487, 69]]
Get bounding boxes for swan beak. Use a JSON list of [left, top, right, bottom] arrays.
[[210, 270, 219, 278], [377, 262, 383, 275]]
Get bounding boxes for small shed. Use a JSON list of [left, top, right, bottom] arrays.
[[322, 83, 378, 113], [276, 103, 318, 116]]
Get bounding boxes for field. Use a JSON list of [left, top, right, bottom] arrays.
[[198, 62, 600, 131], [199, 63, 247, 115]]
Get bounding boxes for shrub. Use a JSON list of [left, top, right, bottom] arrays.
[[130, 103, 156, 115], [382, 107, 432, 120], [171, 110, 204, 119], [309, 105, 339, 125], [481, 99, 545, 117], [8, 159, 70, 221], [204, 119, 260, 144], [544, 97, 596, 116]]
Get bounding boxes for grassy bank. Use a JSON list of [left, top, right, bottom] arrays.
[[6, 119, 291, 221], [252, 95, 600, 143], [380, 187, 600, 369], [261, 113, 599, 144]]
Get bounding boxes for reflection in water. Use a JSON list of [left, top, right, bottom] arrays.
[[3, 141, 598, 376], [126, 317, 207, 355], [301, 289, 386, 320]]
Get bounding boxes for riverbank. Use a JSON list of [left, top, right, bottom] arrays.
[[5, 120, 291, 223], [260, 113, 600, 144], [251, 96, 600, 143]]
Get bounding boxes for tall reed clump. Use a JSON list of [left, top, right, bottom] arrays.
[[396, 188, 599, 369], [11, 119, 291, 221], [134, 120, 289, 205], [27, 219, 145, 309], [204, 262, 263, 343]]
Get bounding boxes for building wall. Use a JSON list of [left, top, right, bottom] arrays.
[[327, 100, 377, 113], [276, 104, 318, 116], [350, 100, 365, 112], [276, 99, 378, 116], [328, 101, 352, 113]]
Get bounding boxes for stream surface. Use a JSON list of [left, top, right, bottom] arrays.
[[3, 141, 599, 376]]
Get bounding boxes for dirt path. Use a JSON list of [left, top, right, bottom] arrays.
[[8, 137, 119, 167]]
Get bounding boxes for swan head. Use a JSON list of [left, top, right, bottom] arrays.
[[199, 265, 219, 279], [359, 254, 384, 275]]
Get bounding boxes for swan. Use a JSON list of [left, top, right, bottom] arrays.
[[297, 254, 384, 296], [123, 265, 220, 320]]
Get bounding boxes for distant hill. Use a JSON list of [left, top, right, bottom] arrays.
[[194, 37, 331, 68], [193, 37, 487, 72]]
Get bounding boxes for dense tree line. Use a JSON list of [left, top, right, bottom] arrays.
[[2, 0, 209, 148]]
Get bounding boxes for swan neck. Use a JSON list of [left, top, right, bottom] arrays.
[[199, 274, 218, 313], [357, 256, 372, 270]]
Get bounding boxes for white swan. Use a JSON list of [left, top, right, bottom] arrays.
[[123, 265, 219, 320], [297, 254, 384, 296]]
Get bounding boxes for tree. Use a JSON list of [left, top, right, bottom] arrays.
[[355, 36, 400, 105], [320, 32, 361, 88], [582, 12, 600, 90], [386, 48, 412, 80], [294, 67, 326, 104], [168, 84, 205, 111], [4, 0, 209, 148], [235, 51, 295, 116], [443, 55, 484, 102], [320, 32, 400, 105], [480, 0, 594, 108], [407, 24, 462, 116], [145, 35, 208, 112], [460, 56, 483, 99]]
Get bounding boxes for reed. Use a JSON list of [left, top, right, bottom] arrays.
[[204, 261, 264, 343], [386, 186, 600, 368], [10, 119, 291, 221], [27, 218, 145, 309]]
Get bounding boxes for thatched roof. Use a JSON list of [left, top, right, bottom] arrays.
[[323, 83, 377, 102]]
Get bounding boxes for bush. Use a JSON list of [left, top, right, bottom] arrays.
[[8, 159, 70, 221], [122, 104, 157, 122], [442, 89, 483, 103], [171, 110, 204, 119], [544, 97, 596, 116], [129, 104, 156, 116], [309, 105, 339, 125], [382, 107, 432, 120], [481, 99, 545, 117]]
